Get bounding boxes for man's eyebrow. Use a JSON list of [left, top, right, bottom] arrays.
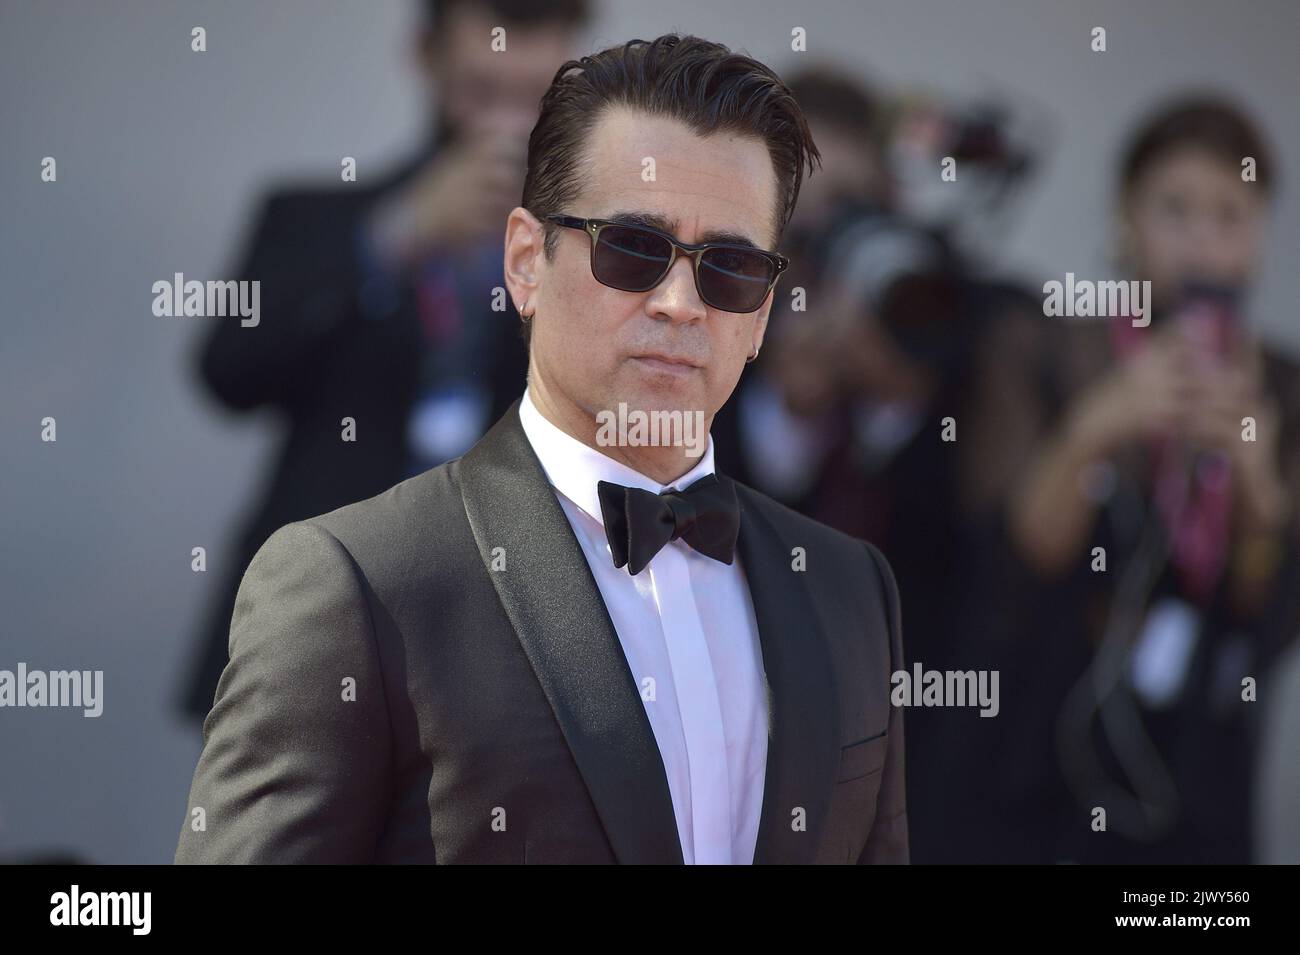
[[605, 209, 761, 249]]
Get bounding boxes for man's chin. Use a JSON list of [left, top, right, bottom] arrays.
[[591, 380, 713, 460], [607, 378, 708, 417]]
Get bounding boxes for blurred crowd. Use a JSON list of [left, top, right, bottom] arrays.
[[180, 0, 1300, 864]]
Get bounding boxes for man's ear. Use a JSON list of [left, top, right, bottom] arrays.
[[751, 295, 773, 354], [504, 207, 544, 317]]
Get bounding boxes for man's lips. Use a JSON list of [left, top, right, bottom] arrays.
[[631, 352, 705, 371]]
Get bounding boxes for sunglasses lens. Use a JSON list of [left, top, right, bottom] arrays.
[[699, 248, 776, 312], [584, 221, 777, 313], [592, 226, 673, 292]]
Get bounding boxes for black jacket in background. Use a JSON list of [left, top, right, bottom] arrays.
[[179, 141, 529, 721]]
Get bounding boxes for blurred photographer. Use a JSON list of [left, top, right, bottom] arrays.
[[180, 0, 590, 723], [989, 96, 1300, 862], [711, 67, 1044, 862]]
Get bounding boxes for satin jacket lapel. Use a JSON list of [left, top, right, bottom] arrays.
[[458, 400, 684, 864], [732, 480, 841, 864]]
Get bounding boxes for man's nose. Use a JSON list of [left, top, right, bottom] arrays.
[[648, 256, 707, 322]]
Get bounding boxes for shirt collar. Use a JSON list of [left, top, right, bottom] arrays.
[[517, 388, 716, 526]]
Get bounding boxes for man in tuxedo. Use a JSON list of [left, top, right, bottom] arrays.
[[176, 32, 908, 865], [178, 0, 588, 722]]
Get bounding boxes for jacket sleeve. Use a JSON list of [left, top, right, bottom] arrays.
[[858, 540, 910, 864], [175, 520, 393, 863], [196, 192, 372, 412]]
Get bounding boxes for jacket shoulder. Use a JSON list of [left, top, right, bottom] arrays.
[[286, 460, 471, 582]]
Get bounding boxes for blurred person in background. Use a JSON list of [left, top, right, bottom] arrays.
[[711, 66, 1044, 862], [710, 66, 894, 500], [975, 96, 1300, 863], [179, 0, 591, 724]]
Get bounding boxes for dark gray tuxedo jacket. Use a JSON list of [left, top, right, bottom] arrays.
[[175, 399, 909, 864]]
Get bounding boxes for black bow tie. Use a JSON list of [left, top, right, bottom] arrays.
[[596, 474, 740, 576]]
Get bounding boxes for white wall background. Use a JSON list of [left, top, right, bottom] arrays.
[[1, 0, 1296, 862]]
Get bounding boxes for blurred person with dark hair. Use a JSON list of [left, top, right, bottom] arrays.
[[711, 65, 1041, 863], [710, 66, 893, 500], [975, 96, 1300, 863], [179, 0, 591, 723]]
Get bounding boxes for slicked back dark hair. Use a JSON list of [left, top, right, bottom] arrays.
[[522, 33, 822, 265]]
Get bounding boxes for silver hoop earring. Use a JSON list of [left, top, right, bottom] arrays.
[[745, 344, 760, 364]]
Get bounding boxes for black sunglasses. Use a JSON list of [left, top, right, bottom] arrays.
[[545, 214, 788, 314]]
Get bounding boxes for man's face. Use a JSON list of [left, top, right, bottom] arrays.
[[521, 106, 780, 427]]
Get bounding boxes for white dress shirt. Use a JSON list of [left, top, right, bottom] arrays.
[[517, 389, 769, 864]]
